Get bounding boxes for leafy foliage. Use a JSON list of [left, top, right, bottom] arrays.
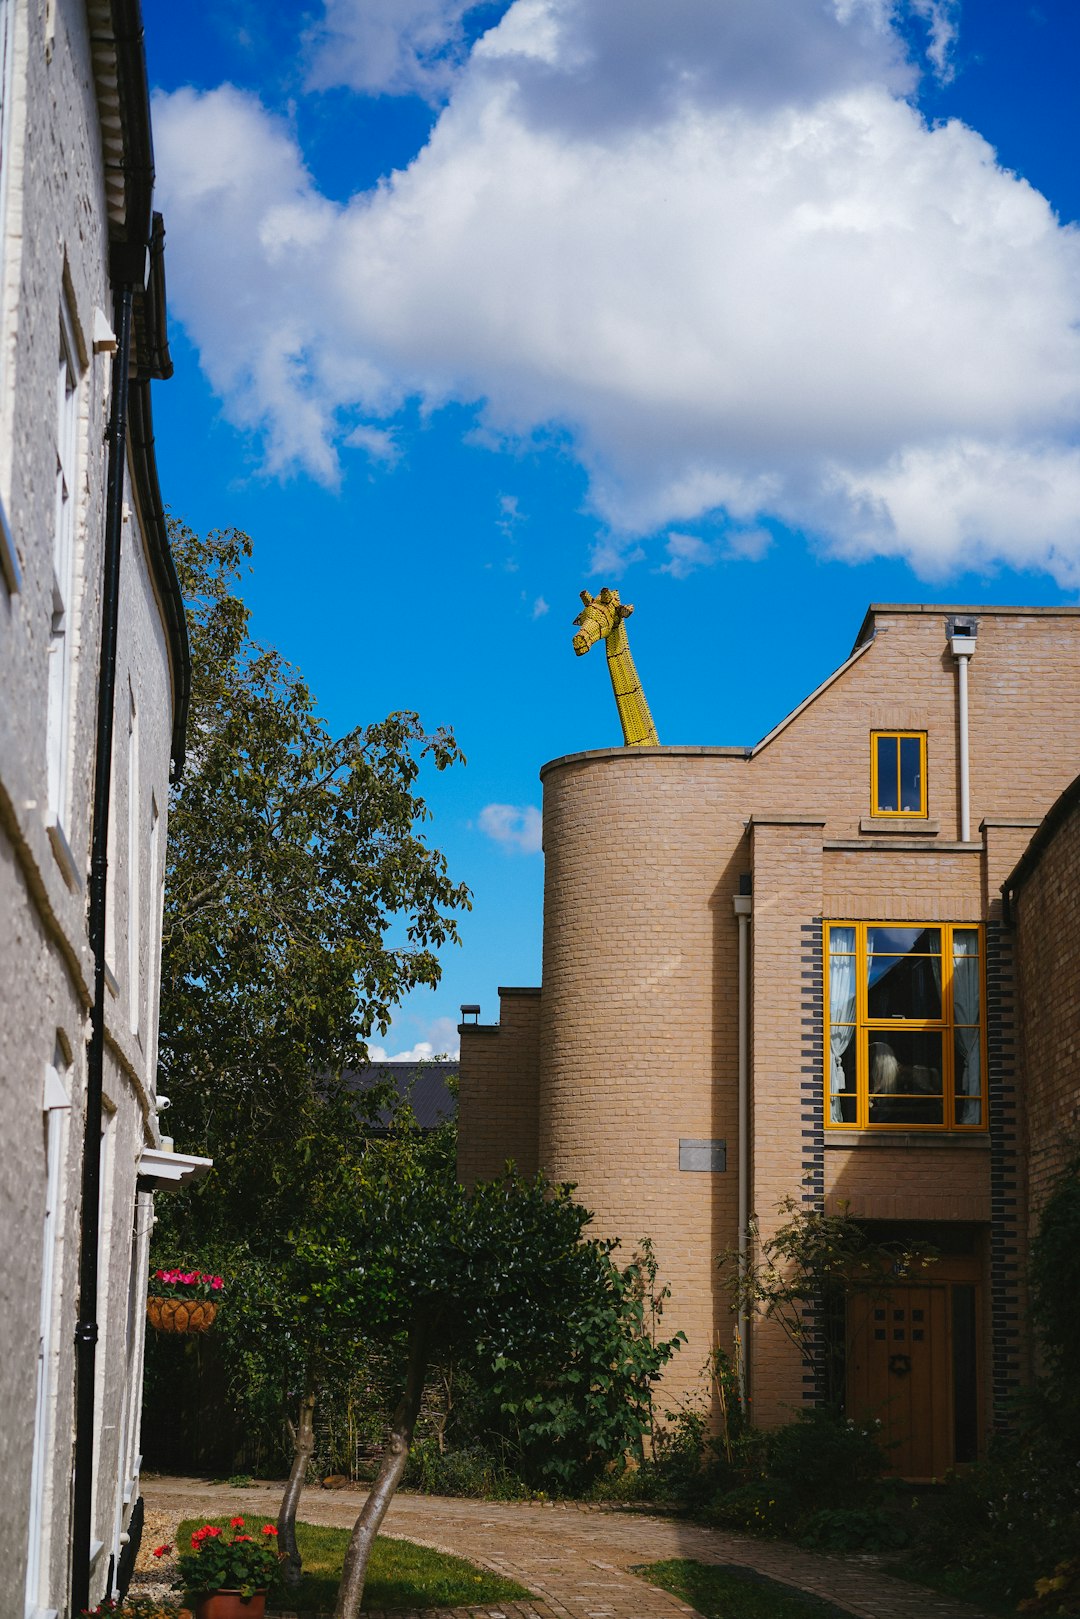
[[720, 1197, 937, 1402], [159, 521, 470, 1225], [174, 1517, 282, 1598]]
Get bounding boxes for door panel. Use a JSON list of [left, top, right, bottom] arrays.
[[847, 1285, 953, 1479]]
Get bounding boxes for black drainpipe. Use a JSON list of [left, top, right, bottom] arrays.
[[70, 281, 134, 1619]]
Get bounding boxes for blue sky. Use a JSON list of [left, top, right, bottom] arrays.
[[143, 0, 1080, 1060]]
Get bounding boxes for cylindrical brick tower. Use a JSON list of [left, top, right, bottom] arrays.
[[538, 746, 749, 1406]]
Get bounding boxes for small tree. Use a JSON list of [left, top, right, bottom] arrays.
[[286, 1156, 684, 1619], [720, 1196, 937, 1405]]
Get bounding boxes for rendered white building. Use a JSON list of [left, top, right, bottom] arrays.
[[0, 3, 204, 1612]]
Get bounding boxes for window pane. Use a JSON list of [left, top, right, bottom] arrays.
[[876, 734, 898, 812], [867, 953, 943, 1019], [867, 1030, 944, 1124], [828, 925, 856, 956], [829, 1032, 857, 1122], [954, 1027, 981, 1124], [867, 926, 941, 955], [952, 948, 980, 1026], [899, 736, 923, 812]]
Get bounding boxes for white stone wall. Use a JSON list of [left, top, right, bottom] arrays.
[[0, 1, 178, 1611]]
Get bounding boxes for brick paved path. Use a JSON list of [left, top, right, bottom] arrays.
[[139, 1475, 995, 1619]]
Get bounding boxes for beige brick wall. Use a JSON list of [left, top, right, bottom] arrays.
[[460, 605, 1080, 1430]]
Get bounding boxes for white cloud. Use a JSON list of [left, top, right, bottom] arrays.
[[532, 594, 549, 617], [367, 1015, 461, 1061], [306, 0, 496, 99], [154, 0, 1080, 584], [345, 423, 401, 464], [659, 532, 715, 579], [477, 801, 543, 852]]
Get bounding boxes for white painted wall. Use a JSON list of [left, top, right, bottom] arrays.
[[0, 2, 181, 1612]]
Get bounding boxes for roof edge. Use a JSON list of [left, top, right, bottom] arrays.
[[1002, 772, 1080, 905]]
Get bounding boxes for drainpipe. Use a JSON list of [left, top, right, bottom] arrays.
[[71, 281, 134, 1619], [950, 627, 977, 842], [733, 890, 752, 1409]]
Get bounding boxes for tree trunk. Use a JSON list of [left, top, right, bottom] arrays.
[[278, 1381, 317, 1586], [334, 1317, 429, 1619]]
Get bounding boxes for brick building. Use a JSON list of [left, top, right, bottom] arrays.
[[458, 603, 1080, 1479]]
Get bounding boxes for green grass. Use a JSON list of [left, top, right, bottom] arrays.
[[634, 1559, 854, 1619], [176, 1517, 532, 1613]]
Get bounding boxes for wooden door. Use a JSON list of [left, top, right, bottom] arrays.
[[847, 1285, 952, 1480]]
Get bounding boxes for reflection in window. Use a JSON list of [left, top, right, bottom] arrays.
[[826, 922, 984, 1130], [872, 732, 926, 816]]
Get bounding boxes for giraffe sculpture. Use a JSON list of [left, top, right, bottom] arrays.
[[572, 587, 659, 747]]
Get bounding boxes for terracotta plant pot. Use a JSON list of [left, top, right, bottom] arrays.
[[194, 1590, 266, 1619], [146, 1296, 219, 1333]]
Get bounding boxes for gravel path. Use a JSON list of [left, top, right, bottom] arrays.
[[132, 1475, 996, 1619]]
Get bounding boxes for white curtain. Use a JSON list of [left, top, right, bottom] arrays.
[[953, 932, 981, 1124], [829, 928, 857, 1123]]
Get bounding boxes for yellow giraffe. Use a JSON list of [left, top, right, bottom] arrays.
[[572, 587, 659, 747]]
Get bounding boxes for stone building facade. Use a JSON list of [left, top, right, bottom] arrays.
[[459, 604, 1080, 1479], [0, 3, 198, 1613]]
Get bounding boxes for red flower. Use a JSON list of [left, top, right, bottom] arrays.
[[262, 1524, 278, 1536], [152, 1544, 172, 1558], [230, 1516, 245, 1528], [204, 1525, 222, 1537], [233, 1533, 253, 1541]]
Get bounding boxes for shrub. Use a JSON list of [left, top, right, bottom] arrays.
[[709, 1480, 798, 1536], [763, 1408, 885, 1511], [174, 1518, 282, 1598], [798, 1507, 909, 1554]]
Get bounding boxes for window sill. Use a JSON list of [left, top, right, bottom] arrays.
[[825, 1131, 990, 1149], [860, 818, 939, 835], [46, 817, 83, 893]]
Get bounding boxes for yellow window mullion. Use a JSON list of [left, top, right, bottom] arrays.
[[857, 921, 868, 1130]]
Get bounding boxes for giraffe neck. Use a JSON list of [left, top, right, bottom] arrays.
[[605, 619, 659, 747]]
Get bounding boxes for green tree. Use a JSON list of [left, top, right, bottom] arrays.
[[158, 522, 470, 1214], [282, 1154, 683, 1619], [154, 521, 469, 1574]]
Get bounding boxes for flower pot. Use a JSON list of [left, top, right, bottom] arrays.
[[194, 1590, 266, 1619], [146, 1296, 218, 1333]]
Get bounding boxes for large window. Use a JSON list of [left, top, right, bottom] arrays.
[[46, 304, 81, 832], [825, 923, 984, 1130], [871, 731, 926, 817]]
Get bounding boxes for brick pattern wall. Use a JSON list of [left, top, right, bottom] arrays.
[[457, 989, 542, 1188], [458, 607, 1080, 1426], [986, 915, 1025, 1422], [799, 919, 825, 1404]]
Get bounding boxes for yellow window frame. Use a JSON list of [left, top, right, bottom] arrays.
[[871, 730, 927, 817], [824, 920, 987, 1132]]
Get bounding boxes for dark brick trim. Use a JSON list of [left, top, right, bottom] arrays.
[[986, 916, 1022, 1428], [800, 919, 826, 1402]]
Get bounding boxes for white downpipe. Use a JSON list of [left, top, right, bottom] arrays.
[[733, 894, 752, 1409], [951, 635, 975, 842]]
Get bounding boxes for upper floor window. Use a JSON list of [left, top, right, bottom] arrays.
[[46, 303, 81, 830], [825, 922, 984, 1131], [871, 730, 926, 817]]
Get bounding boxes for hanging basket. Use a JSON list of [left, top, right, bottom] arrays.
[[147, 1296, 219, 1334]]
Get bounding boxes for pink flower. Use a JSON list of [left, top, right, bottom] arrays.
[[211, 1276, 224, 1289]]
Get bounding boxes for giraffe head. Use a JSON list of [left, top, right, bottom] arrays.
[[572, 587, 633, 656]]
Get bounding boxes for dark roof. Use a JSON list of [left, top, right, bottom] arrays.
[[341, 1062, 458, 1132], [88, 1, 190, 775]]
